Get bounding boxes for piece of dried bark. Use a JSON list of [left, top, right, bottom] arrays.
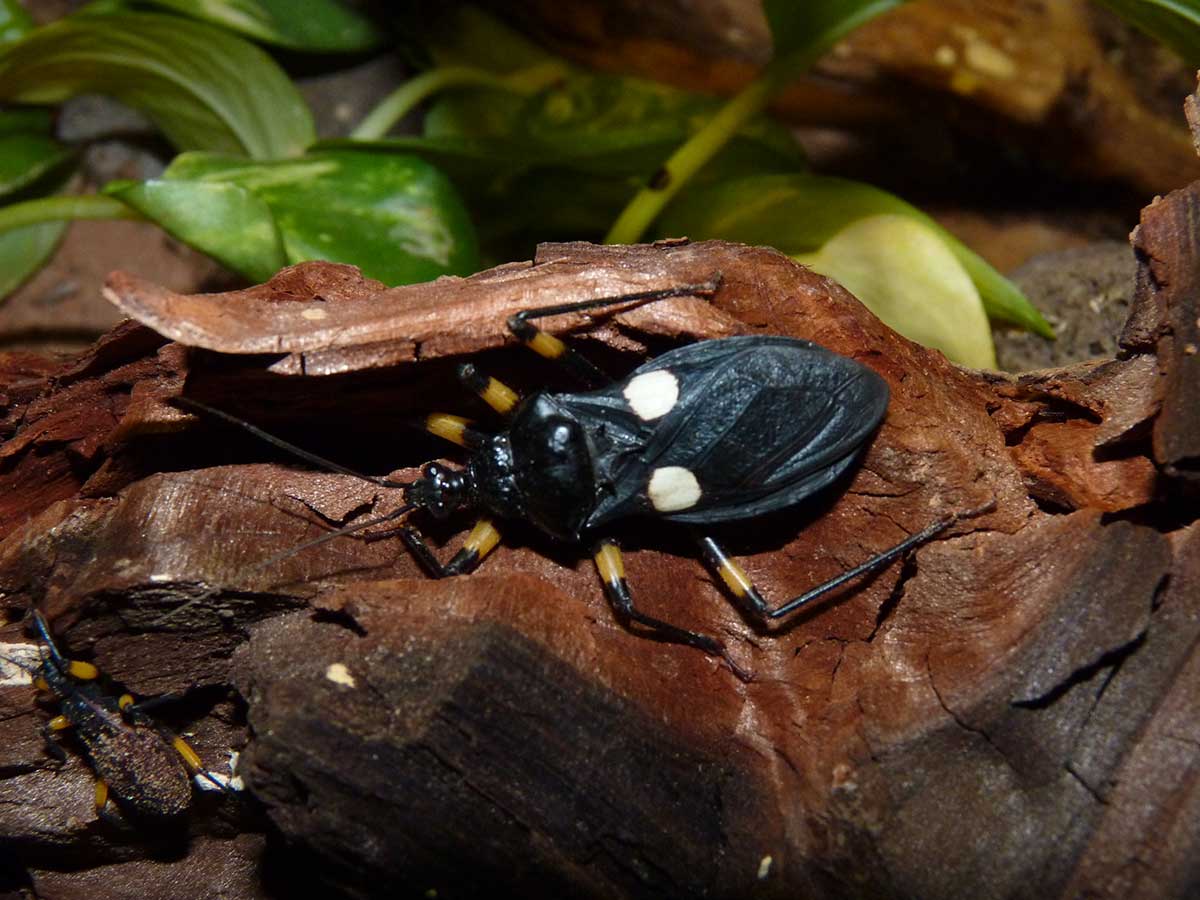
[[0, 236, 1196, 898]]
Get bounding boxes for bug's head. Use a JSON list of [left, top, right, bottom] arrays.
[[408, 463, 468, 519]]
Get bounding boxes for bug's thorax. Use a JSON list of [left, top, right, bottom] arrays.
[[466, 393, 602, 544]]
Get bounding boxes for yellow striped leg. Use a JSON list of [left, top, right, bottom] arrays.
[[593, 538, 748, 679], [506, 281, 721, 388], [423, 412, 487, 449], [456, 364, 521, 417], [398, 518, 502, 578], [698, 515, 956, 622]]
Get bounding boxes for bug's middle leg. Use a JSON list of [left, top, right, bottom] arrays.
[[593, 538, 749, 679]]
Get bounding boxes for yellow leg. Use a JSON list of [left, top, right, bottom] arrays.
[[94, 779, 109, 810], [67, 660, 99, 680], [456, 363, 520, 416], [172, 736, 203, 771], [424, 413, 484, 449], [48, 714, 71, 731]]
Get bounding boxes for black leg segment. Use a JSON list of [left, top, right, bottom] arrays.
[[507, 281, 721, 388], [593, 538, 749, 680], [698, 514, 958, 623], [399, 518, 501, 578]]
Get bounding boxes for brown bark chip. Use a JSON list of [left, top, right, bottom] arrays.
[[0, 237, 1196, 897]]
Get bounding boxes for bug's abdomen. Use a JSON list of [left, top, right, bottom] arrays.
[[572, 336, 889, 529]]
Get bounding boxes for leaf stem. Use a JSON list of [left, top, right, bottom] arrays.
[[604, 66, 787, 245], [0, 193, 140, 231], [605, 1, 903, 245], [351, 61, 567, 141]]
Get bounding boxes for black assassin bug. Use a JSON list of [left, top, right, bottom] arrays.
[[176, 281, 970, 677], [1, 610, 214, 819]]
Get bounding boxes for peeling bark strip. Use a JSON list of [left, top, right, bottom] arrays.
[[1134, 183, 1200, 485], [0, 236, 1197, 897]]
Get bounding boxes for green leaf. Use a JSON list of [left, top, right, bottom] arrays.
[[423, 72, 805, 173], [658, 173, 1053, 337], [0, 134, 74, 198], [1093, 0, 1200, 66], [763, 0, 909, 62], [0, 220, 65, 298], [105, 179, 286, 282], [0, 11, 315, 158], [135, 0, 381, 52], [111, 149, 479, 284], [0, 0, 33, 47], [0, 109, 74, 200], [795, 215, 996, 368], [0, 107, 52, 136]]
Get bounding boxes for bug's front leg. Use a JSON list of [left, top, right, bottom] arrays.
[[592, 538, 750, 680], [394, 518, 502, 578]]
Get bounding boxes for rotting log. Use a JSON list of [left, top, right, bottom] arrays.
[[0, 225, 1195, 898]]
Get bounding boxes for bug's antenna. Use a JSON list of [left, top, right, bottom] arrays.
[[148, 503, 417, 628], [172, 396, 413, 491]]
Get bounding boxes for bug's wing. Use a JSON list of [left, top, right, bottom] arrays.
[[573, 336, 889, 528]]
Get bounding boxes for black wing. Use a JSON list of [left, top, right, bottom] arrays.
[[559, 335, 888, 528]]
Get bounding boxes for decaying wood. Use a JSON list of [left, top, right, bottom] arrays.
[[0, 226, 1196, 898]]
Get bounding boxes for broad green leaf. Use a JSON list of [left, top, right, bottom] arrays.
[[0, 107, 52, 136], [1094, 0, 1200, 66], [0, 12, 315, 158], [115, 149, 479, 284], [0, 220, 65, 298], [0, 134, 74, 198], [0, 110, 74, 200], [795, 215, 996, 368], [105, 179, 286, 282], [0, 0, 33, 46], [329, 135, 800, 251], [658, 173, 1053, 337], [136, 0, 381, 52], [422, 73, 805, 173]]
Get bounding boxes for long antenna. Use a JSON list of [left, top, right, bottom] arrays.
[[172, 396, 414, 491], [149, 503, 418, 628]]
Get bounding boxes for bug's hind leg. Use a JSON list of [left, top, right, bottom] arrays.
[[507, 281, 721, 388], [698, 514, 962, 623], [393, 518, 502, 578], [593, 539, 750, 680]]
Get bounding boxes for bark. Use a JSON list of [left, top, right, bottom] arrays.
[[0, 226, 1195, 897]]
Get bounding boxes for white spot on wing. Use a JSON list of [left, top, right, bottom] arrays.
[[325, 662, 356, 687], [647, 467, 701, 512], [623, 370, 678, 421]]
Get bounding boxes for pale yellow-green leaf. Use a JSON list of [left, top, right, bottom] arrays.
[[795, 214, 997, 369]]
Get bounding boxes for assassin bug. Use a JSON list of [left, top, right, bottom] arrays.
[[1, 610, 215, 819], [176, 282, 968, 676]]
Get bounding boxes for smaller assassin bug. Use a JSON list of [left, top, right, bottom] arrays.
[[176, 281, 977, 677], [1, 610, 217, 819]]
